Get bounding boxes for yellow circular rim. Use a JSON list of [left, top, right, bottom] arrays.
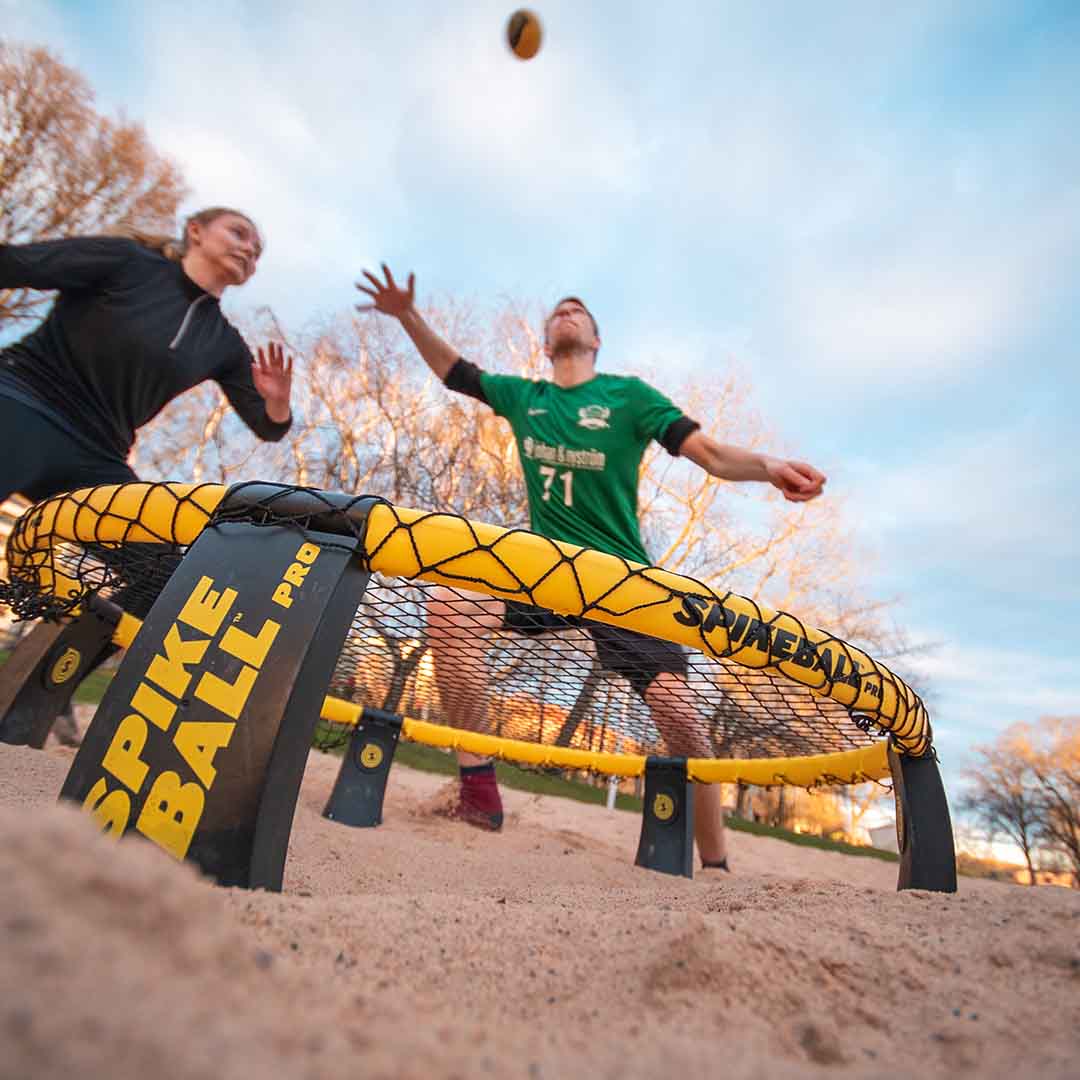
[[9, 482, 927, 767]]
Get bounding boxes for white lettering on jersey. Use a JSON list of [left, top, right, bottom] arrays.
[[523, 437, 605, 471]]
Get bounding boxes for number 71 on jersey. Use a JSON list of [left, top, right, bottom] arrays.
[[539, 465, 573, 506]]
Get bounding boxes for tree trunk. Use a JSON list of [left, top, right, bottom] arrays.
[[554, 659, 603, 748], [1023, 845, 1038, 886], [380, 638, 427, 714]]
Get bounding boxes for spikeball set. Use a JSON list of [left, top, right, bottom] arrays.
[[0, 481, 956, 890], [0, 11, 956, 896]]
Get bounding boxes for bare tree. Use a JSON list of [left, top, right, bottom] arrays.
[[1028, 717, 1080, 887], [0, 41, 187, 327], [960, 724, 1052, 885]]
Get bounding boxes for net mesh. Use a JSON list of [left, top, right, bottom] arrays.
[[320, 574, 883, 762], [0, 481, 931, 769]]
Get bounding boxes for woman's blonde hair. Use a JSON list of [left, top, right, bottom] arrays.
[[110, 206, 261, 262]]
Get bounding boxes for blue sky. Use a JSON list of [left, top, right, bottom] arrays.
[[5, 1, 1079, 809]]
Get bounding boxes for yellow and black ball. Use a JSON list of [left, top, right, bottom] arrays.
[[506, 10, 542, 61]]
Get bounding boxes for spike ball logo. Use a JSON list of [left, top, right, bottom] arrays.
[[506, 10, 542, 60]]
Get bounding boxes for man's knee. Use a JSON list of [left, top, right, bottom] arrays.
[[644, 672, 709, 756], [643, 670, 691, 707]]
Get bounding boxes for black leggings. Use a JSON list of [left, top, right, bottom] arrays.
[[0, 396, 176, 621], [0, 396, 137, 504]]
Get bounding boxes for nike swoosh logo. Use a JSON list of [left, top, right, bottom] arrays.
[[527, 408, 547, 416]]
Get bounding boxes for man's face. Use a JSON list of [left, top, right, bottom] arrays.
[[544, 299, 600, 356]]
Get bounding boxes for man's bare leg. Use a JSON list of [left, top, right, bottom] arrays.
[[425, 586, 505, 825], [426, 586, 502, 732], [643, 671, 728, 866]]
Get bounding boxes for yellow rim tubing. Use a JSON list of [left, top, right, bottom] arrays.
[[17, 482, 928, 754], [318, 691, 891, 785], [7, 483, 225, 605]]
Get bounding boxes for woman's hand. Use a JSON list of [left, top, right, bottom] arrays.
[[253, 342, 293, 422]]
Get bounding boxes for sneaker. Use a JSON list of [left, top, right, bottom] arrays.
[[455, 767, 504, 832]]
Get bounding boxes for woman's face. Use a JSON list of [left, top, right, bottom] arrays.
[[189, 213, 262, 285]]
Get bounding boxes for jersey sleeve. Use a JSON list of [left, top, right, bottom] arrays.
[[631, 378, 700, 456], [443, 358, 529, 421], [0, 236, 137, 291], [216, 338, 293, 443], [478, 371, 531, 420]]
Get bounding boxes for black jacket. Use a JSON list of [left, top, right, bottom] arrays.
[[0, 236, 291, 460]]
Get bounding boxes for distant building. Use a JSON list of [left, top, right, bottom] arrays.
[[869, 822, 899, 853]]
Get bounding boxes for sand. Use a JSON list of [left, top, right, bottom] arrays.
[[2, 727, 1078, 1080]]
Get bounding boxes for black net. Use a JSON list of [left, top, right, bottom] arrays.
[[0, 481, 930, 768]]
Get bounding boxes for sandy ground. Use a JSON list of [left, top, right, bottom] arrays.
[[2, 716, 1079, 1080]]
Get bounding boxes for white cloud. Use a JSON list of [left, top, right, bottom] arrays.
[[89, 1, 658, 328], [917, 637, 1079, 719], [778, 189, 1080, 385], [838, 413, 1080, 589]]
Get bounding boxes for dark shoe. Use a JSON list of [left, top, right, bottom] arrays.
[[456, 765, 504, 832]]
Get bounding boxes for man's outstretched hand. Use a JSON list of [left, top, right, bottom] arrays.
[[356, 264, 415, 319]]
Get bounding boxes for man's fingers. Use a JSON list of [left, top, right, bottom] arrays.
[[777, 464, 804, 489], [355, 303, 375, 312], [382, 263, 397, 288], [361, 270, 383, 290], [792, 460, 826, 487], [774, 462, 824, 500], [407, 272, 416, 296], [355, 283, 377, 298], [779, 461, 825, 492]]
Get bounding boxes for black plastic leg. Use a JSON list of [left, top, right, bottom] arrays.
[[634, 756, 694, 878], [0, 601, 120, 748], [59, 520, 370, 890], [889, 745, 958, 893], [322, 707, 403, 827]]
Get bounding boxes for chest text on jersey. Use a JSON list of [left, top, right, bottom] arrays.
[[522, 437, 606, 471]]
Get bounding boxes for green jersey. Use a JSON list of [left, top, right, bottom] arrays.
[[456, 365, 693, 564]]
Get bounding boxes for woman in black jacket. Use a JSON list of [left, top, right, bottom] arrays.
[[0, 206, 293, 503]]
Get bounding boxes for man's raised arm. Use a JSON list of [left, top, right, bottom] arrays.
[[356, 264, 459, 380]]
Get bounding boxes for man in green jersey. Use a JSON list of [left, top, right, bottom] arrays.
[[357, 266, 826, 869]]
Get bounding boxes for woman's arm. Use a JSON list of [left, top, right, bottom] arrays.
[[0, 236, 136, 291]]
